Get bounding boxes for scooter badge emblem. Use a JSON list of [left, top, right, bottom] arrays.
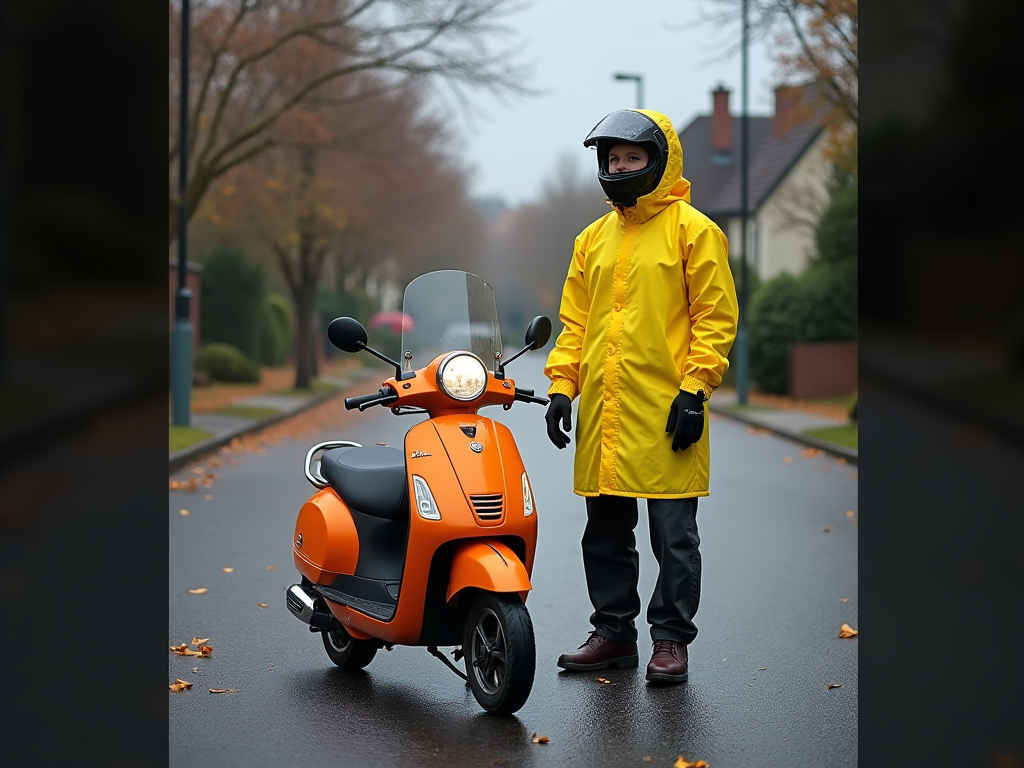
[[469, 441, 484, 453], [295, 533, 303, 549], [410, 451, 432, 458]]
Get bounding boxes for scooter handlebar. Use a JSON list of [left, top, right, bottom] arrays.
[[345, 387, 399, 411], [514, 386, 549, 406]]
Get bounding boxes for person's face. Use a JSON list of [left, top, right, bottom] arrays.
[[607, 142, 649, 174]]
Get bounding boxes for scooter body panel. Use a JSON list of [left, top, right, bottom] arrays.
[[303, 414, 537, 646], [292, 488, 359, 582]]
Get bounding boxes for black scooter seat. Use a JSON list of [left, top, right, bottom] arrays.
[[320, 445, 408, 520]]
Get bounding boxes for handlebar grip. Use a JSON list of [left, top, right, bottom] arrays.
[[357, 393, 399, 411], [514, 387, 549, 406], [344, 388, 392, 410]]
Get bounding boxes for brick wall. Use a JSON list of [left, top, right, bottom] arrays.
[[789, 341, 857, 399]]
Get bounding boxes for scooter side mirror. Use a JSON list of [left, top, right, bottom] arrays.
[[524, 315, 551, 350], [498, 315, 552, 377], [328, 317, 368, 353]]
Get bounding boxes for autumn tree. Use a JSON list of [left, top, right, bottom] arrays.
[[696, 0, 858, 173], [169, 0, 533, 245], [198, 80, 484, 388]]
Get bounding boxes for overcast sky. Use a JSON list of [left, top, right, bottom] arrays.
[[434, 0, 779, 208]]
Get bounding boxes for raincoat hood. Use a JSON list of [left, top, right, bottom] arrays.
[[614, 109, 691, 225]]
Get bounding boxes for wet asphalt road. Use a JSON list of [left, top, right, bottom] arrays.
[[169, 355, 858, 768]]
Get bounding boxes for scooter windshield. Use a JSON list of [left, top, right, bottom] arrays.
[[400, 270, 503, 373]]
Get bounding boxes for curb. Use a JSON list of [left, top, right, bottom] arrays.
[[709, 405, 859, 464], [169, 368, 382, 474]]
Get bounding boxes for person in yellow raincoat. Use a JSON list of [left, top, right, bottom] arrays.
[[544, 108, 738, 684]]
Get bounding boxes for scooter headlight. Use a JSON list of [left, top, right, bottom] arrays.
[[437, 353, 487, 401]]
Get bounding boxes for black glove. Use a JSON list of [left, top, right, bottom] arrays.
[[665, 390, 706, 452], [545, 393, 572, 449]]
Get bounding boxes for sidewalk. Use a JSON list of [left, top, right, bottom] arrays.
[[169, 364, 382, 473], [708, 389, 858, 463]]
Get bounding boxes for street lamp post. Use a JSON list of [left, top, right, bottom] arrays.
[[735, 0, 750, 406], [613, 72, 644, 109], [171, 0, 193, 427]]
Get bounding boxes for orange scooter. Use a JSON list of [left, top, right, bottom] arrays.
[[285, 269, 551, 715]]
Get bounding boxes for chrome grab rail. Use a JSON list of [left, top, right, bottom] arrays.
[[304, 440, 362, 489]]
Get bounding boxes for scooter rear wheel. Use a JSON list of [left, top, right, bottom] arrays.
[[463, 592, 536, 715], [321, 625, 378, 670]]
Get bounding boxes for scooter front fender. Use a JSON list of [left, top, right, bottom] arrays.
[[446, 540, 532, 605]]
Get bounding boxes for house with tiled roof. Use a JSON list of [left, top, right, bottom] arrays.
[[677, 81, 832, 281]]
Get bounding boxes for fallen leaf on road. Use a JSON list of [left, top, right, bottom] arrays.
[[846, 510, 856, 518], [759, 667, 768, 671], [822, 525, 832, 533], [191, 466, 205, 475], [207, 457, 222, 468], [201, 473, 218, 488], [834, 457, 847, 465], [266, 565, 275, 571], [801, 447, 823, 458], [531, 733, 549, 744], [675, 757, 709, 768], [192, 637, 209, 645], [169, 679, 192, 692], [169, 478, 197, 492], [170, 644, 201, 657], [179, 509, 189, 516], [209, 688, 239, 694], [222, 568, 234, 573], [783, 456, 793, 464], [827, 683, 843, 689], [257, 603, 268, 609], [745, 426, 769, 436], [839, 598, 848, 603], [838, 623, 858, 638], [596, 677, 612, 685], [189, 588, 208, 595]]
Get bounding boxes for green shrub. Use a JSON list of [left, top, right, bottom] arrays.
[[260, 293, 294, 366], [814, 183, 858, 266], [195, 342, 260, 383], [799, 260, 858, 342], [848, 398, 858, 421], [199, 247, 266, 364], [748, 272, 803, 393]]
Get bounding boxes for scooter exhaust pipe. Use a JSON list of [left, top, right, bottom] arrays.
[[286, 584, 317, 624], [287, 584, 338, 630]]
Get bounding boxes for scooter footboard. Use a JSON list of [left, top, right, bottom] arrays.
[[446, 540, 532, 605]]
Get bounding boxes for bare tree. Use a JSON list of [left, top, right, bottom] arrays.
[[169, 0, 534, 243]]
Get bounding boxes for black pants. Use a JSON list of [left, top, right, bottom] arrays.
[[582, 494, 701, 645]]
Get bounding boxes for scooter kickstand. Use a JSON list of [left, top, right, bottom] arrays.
[[427, 645, 470, 684]]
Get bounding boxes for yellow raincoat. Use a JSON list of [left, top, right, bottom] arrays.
[[544, 109, 739, 498]]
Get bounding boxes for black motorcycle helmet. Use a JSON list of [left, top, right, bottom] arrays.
[[583, 110, 669, 207]]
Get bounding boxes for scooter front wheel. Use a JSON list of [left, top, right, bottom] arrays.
[[463, 592, 536, 715], [322, 625, 378, 670]]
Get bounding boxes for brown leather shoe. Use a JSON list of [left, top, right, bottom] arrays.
[[645, 640, 689, 684], [557, 632, 639, 671]]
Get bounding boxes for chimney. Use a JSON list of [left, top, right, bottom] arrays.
[[711, 85, 732, 151], [773, 84, 804, 138]]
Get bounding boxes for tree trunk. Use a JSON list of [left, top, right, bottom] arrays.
[[292, 279, 317, 390]]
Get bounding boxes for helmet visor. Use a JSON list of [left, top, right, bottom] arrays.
[[584, 110, 661, 147]]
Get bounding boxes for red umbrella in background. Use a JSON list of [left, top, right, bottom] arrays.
[[369, 311, 415, 333]]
